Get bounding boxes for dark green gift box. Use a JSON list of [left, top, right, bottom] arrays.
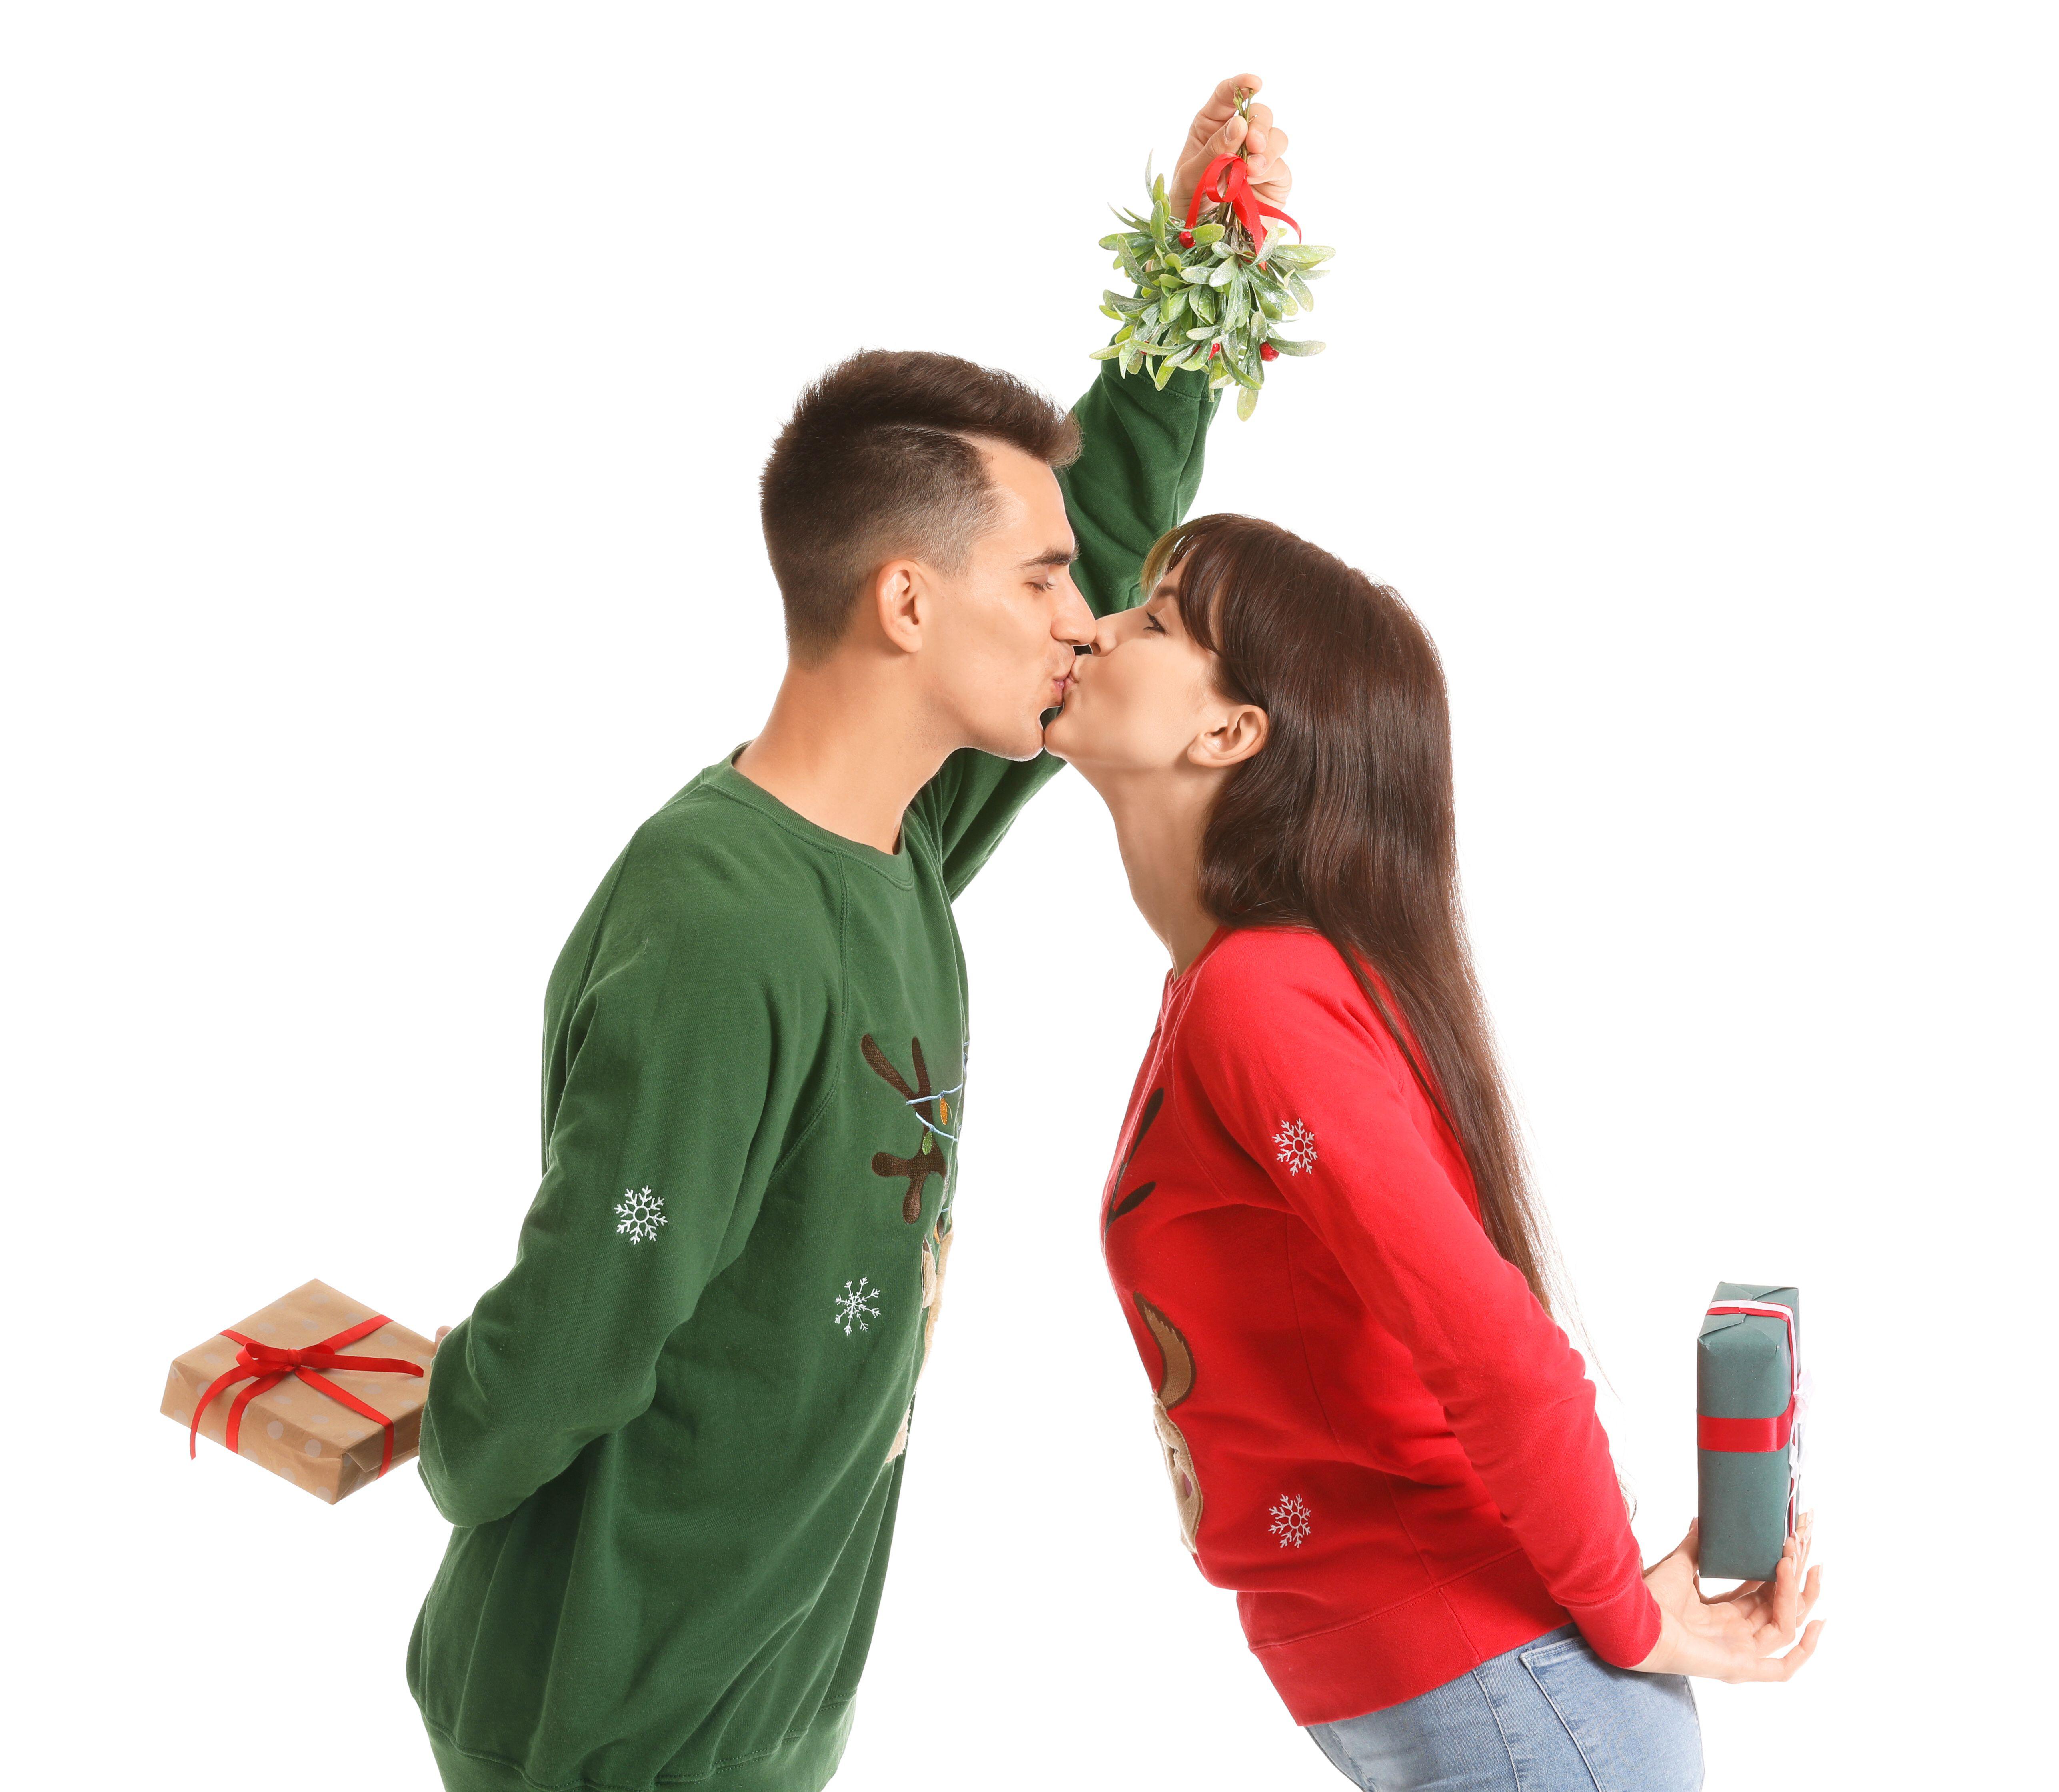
[[1696, 1282, 1802, 1582]]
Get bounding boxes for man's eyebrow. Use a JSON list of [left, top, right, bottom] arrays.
[[1018, 545, 1079, 569]]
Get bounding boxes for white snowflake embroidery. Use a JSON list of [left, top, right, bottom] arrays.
[[834, 1277, 881, 1336], [614, 1185, 667, 1244], [1274, 1120, 1318, 1176], [1269, 1493, 1313, 1549]]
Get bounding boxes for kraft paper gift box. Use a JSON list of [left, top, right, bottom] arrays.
[[1695, 1281, 1803, 1582], [162, 1279, 434, 1504]]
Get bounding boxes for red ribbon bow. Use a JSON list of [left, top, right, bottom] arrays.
[[188, 1313, 426, 1478], [1182, 153, 1300, 260]]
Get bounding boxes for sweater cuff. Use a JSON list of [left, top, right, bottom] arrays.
[[1562, 1576, 1663, 1670]]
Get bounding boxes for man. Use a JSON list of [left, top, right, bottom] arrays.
[[408, 76, 1294, 1792]]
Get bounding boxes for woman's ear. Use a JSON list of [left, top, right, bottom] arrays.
[[1188, 702, 1269, 771]]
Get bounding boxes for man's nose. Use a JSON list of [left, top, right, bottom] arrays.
[[1052, 577, 1096, 647]]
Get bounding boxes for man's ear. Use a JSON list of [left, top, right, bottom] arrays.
[[871, 559, 926, 656], [1188, 702, 1269, 771]]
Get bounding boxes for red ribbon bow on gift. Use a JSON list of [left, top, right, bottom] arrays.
[[188, 1314, 426, 1478], [1182, 153, 1300, 260]]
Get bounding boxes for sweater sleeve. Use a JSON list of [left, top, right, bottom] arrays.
[[910, 355, 1219, 898], [1183, 938, 1661, 1669], [419, 870, 802, 1529]]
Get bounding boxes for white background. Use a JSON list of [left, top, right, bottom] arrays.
[[5, 5, 2053, 1788]]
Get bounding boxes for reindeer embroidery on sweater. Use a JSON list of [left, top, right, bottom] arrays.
[[1135, 1291, 1204, 1553], [862, 1034, 954, 1223], [885, 1214, 956, 1466]]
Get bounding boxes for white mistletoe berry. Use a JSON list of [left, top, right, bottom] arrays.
[[1274, 1120, 1318, 1176], [614, 1185, 667, 1244], [1268, 1493, 1313, 1549]]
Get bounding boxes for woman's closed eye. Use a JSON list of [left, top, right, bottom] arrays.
[[1145, 611, 1167, 635]]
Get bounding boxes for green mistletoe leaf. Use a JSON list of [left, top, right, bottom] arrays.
[[1095, 157, 1335, 420]]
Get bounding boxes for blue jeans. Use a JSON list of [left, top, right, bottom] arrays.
[[1305, 1626, 1703, 1792]]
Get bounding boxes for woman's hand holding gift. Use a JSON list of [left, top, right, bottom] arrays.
[[1634, 1512, 1825, 1682]]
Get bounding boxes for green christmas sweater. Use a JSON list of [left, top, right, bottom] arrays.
[[408, 357, 1218, 1792]]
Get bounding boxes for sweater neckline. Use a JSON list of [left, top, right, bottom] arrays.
[[704, 751, 918, 889], [1166, 923, 1233, 995]]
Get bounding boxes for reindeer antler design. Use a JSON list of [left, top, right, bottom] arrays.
[[862, 1033, 950, 1224], [1134, 1291, 1195, 1408], [1103, 1087, 1163, 1234]]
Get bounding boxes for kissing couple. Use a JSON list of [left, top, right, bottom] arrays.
[[408, 72, 1820, 1792]]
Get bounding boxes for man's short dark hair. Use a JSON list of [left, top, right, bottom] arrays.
[[759, 349, 1082, 662]]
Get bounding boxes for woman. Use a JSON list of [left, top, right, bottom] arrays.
[[1043, 514, 1822, 1790]]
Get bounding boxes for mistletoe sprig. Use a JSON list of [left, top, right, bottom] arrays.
[[1093, 96, 1334, 421]]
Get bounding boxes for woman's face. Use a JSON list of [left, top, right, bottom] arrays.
[[1044, 562, 1229, 778]]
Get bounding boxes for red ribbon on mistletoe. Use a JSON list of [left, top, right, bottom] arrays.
[[1181, 153, 1300, 259], [188, 1313, 426, 1478]]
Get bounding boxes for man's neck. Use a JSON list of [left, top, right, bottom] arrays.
[[733, 656, 949, 856], [1092, 768, 1223, 975]]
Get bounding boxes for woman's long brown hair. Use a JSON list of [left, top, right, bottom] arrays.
[[1147, 513, 1555, 1308]]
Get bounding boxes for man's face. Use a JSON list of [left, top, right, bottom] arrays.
[[914, 441, 1093, 761]]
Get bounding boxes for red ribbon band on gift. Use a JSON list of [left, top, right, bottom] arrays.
[[1183, 153, 1300, 260], [188, 1313, 426, 1478], [1697, 1406, 1796, 1452]]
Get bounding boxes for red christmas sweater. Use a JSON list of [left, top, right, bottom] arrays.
[[1099, 926, 1660, 1725]]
